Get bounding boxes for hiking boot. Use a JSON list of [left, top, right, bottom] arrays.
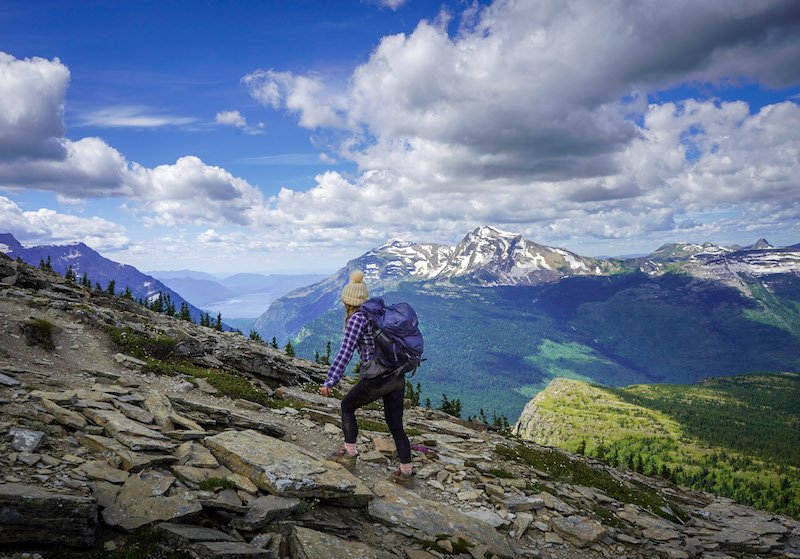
[[389, 468, 415, 488], [329, 446, 357, 472]]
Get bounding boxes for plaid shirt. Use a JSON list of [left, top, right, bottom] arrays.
[[323, 311, 376, 388]]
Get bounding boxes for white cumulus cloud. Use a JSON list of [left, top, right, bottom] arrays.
[[0, 195, 130, 250]]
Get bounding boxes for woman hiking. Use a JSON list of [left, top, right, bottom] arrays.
[[318, 270, 414, 486]]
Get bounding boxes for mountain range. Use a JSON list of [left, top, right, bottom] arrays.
[[255, 226, 800, 420], [0, 233, 209, 324]]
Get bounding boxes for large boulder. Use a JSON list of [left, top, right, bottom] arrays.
[[289, 526, 389, 559], [102, 471, 203, 531], [205, 430, 372, 506], [0, 483, 98, 547], [368, 480, 513, 558]]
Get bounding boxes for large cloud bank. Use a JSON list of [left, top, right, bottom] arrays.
[[1, 0, 799, 256]]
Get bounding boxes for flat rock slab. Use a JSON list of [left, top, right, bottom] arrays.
[[0, 482, 98, 547], [290, 526, 388, 559], [193, 541, 275, 558], [83, 408, 167, 441], [0, 371, 21, 386], [29, 389, 78, 404], [9, 427, 45, 452], [102, 471, 202, 531], [228, 412, 286, 439], [368, 480, 513, 558], [205, 430, 363, 502], [79, 433, 177, 472], [230, 495, 300, 531], [550, 516, 606, 548], [176, 441, 220, 468], [41, 398, 88, 430], [115, 432, 176, 452], [157, 522, 238, 543], [113, 400, 155, 424], [171, 465, 234, 484], [79, 460, 130, 484]]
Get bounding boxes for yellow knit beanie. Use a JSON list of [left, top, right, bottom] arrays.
[[341, 270, 369, 306]]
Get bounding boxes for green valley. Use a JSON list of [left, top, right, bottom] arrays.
[[514, 373, 800, 518]]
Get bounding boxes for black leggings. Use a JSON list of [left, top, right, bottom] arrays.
[[341, 373, 411, 464]]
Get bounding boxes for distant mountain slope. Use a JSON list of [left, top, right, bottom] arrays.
[[291, 272, 800, 420], [254, 226, 622, 344], [0, 233, 209, 324], [513, 373, 800, 518]]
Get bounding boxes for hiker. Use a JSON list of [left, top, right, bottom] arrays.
[[318, 270, 414, 486]]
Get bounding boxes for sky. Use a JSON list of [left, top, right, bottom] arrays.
[[1, 0, 799, 274]]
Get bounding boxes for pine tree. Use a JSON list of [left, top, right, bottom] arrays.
[[284, 341, 295, 357], [39, 258, 46, 270], [123, 286, 133, 300], [106, 279, 116, 296], [214, 312, 222, 331], [424, 397, 431, 408], [249, 330, 263, 342], [81, 272, 90, 287], [314, 350, 321, 364], [439, 393, 462, 418], [576, 439, 587, 455], [46, 255, 52, 271], [179, 302, 192, 321], [64, 266, 76, 284], [323, 339, 332, 365], [479, 408, 488, 424], [94, 281, 103, 293], [270, 337, 279, 350]]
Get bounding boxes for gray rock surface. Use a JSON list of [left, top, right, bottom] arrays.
[[0, 482, 98, 547]]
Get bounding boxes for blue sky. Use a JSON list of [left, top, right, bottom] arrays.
[[1, 0, 799, 273]]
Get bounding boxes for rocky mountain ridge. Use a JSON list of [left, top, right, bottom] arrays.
[[0, 252, 800, 559], [1, 252, 800, 558], [0, 233, 210, 325], [254, 227, 799, 345]]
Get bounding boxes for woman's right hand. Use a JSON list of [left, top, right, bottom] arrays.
[[319, 386, 331, 397]]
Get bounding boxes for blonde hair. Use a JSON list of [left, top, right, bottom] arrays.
[[344, 304, 360, 329]]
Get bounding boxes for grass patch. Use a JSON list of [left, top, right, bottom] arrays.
[[22, 318, 55, 350], [106, 326, 176, 360], [489, 468, 515, 479], [590, 504, 624, 529], [198, 477, 237, 491], [496, 443, 688, 523]]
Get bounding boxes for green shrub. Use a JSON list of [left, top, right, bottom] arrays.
[[22, 318, 55, 350]]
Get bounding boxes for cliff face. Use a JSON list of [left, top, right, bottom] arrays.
[[1, 253, 799, 559]]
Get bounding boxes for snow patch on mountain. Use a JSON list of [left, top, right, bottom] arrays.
[[0, 243, 10, 254]]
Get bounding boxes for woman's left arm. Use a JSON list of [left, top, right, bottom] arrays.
[[321, 313, 367, 389]]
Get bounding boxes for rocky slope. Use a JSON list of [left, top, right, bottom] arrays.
[[1, 253, 799, 559], [0, 233, 209, 324]]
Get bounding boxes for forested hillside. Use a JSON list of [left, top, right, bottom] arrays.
[[295, 272, 800, 420], [514, 373, 800, 518]]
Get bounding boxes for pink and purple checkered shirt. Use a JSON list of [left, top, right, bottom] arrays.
[[323, 311, 376, 388]]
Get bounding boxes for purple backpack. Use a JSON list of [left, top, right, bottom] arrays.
[[359, 298, 424, 378]]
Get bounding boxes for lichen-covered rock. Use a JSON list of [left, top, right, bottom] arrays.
[[550, 515, 606, 548], [368, 480, 513, 558], [102, 471, 202, 531], [290, 526, 388, 559], [205, 430, 368, 503], [0, 483, 98, 547]]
